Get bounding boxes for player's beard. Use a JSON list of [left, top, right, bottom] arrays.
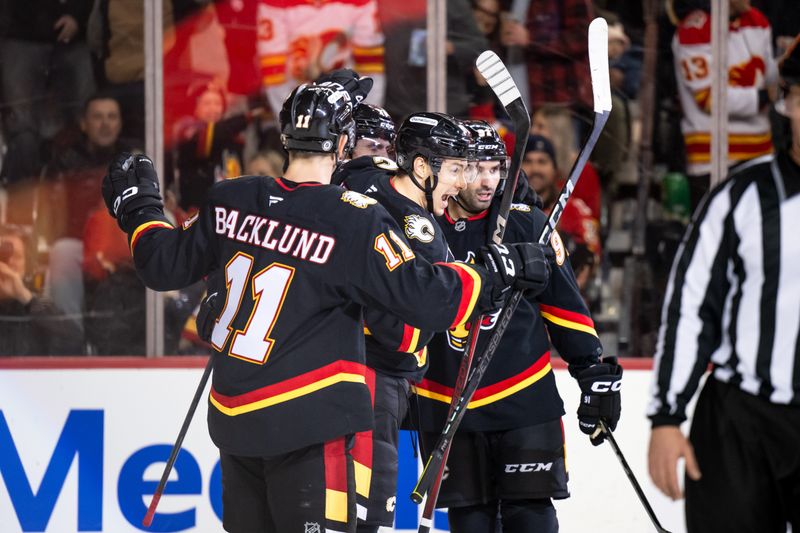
[[458, 185, 494, 214]]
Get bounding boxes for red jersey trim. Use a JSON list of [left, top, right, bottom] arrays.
[[275, 177, 325, 191], [129, 220, 174, 254], [413, 351, 552, 408], [436, 262, 482, 328], [209, 360, 367, 416]]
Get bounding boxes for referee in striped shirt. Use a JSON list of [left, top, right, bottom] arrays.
[[647, 34, 800, 533]]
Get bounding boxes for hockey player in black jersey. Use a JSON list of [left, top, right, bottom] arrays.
[[101, 82, 551, 533], [416, 121, 623, 533], [337, 111, 513, 532]]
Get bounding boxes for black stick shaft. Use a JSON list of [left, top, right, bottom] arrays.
[[142, 356, 213, 527], [600, 421, 672, 533]]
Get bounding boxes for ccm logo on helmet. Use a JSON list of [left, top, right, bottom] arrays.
[[505, 463, 553, 473], [590, 380, 622, 393], [112, 186, 139, 215]]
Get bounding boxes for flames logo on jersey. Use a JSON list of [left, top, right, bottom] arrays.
[[446, 250, 499, 350], [729, 56, 767, 88], [446, 308, 502, 351], [404, 214, 435, 243], [341, 190, 377, 208]]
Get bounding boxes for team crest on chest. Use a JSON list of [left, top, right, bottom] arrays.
[[404, 214, 435, 243], [340, 190, 376, 208]]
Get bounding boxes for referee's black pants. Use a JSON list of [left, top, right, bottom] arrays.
[[686, 378, 800, 533]]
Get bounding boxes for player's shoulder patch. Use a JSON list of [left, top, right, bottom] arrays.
[[510, 203, 532, 212], [182, 212, 199, 230], [550, 229, 566, 266], [341, 190, 377, 208], [372, 156, 398, 171], [404, 214, 435, 243]]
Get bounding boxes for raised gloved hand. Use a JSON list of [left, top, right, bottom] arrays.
[[477, 242, 551, 307], [102, 153, 164, 232], [315, 68, 374, 104], [574, 356, 623, 445]]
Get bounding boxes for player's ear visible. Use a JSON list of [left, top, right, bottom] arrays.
[[337, 134, 349, 159], [413, 155, 431, 179]]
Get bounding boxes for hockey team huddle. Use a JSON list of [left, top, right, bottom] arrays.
[[101, 69, 622, 533]]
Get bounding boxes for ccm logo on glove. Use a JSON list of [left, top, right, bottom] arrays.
[[113, 186, 139, 215], [590, 380, 622, 393]]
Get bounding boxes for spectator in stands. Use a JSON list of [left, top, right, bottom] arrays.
[[0, 0, 95, 184], [377, 0, 488, 120], [523, 135, 601, 262], [672, 0, 777, 210], [168, 79, 267, 211], [531, 105, 602, 219], [0, 225, 82, 355], [256, 0, 386, 115], [499, 0, 595, 121], [97, 0, 175, 144], [43, 93, 135, 343]]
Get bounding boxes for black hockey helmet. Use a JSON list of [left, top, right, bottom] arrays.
[[464, 120, 508, 173], [395, 112, 472, 213], [395, 112, 472, 176], [355, 103, 396, 143], [279, 82, 356, 154]]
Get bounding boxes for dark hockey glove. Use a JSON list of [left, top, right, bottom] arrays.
[[315, 68, 374, 104], [102, 153, 164, 232], [477, 242, 551, 306], [196, 271, 226, 343], [575, 357, 623, 446]]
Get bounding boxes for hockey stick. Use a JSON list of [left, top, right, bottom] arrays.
[[412, 50, 531, 532], [411, 18, 612, 509], [600, 421, 672, 533], [142, 356, 213, 527]]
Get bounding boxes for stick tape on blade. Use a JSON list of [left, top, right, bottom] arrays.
[[588, 18, 613, 113], [476, 51, 522, 107]]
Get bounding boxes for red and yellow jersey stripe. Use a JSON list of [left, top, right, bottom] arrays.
[[129, 220, 173, 255], [684, 131, 773, 164], [413, 352, 552, 409], [539, 304, 598, 337], [324, 436, 350, 524], [209, 360, 366, 416], [259, 53, 288, 86], [352, 44, 384, 74], [351, 368, 376, 499], [436, 262, 482, 329], [397, 324, 421, 353]]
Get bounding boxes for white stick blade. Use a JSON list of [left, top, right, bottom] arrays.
[[588, 18, 612, 113], [475, 51, 522, 107]]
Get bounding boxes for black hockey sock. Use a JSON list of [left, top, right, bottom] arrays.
[[448, 502, 500, 533], [500, 498, 558, 533]]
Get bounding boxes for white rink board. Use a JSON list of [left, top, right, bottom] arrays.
[[0, 367, 686, 532]]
